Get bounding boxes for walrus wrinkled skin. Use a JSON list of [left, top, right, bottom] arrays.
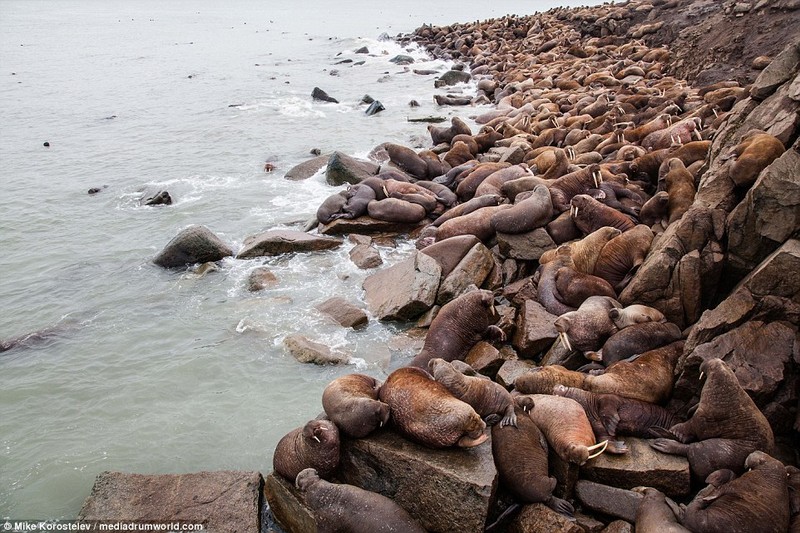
[[727, 130, 785, 187], [650, 357, 775, 481], [663, 158, 695, 224], [539, 226, 621, 274], [537, 246, 579, 316], [273, 419, 340, 482], [638, 190, 669, 227], [491, 184, 553, 234], [679, 451, 790, 533], [321, 374, 389, 438], [491, 405, 574, 516], [367, 198, 427, 223], [609, 304, 666, 329], [516, 394, 608, 465], [295, 468, 426, 533], [633, 487, 690, 533], [554, 295, 621, 353], [515, 365, 588, 395], [554, 266, 617, 309], [379, 367, 488, 448], [570, 194, 636, 234], [431, 193, 501, 227], [429, 358, 516, 427], [435, 204, 511, 242], [592, 224, 654, 292], [585, 321, 682, 367], [316, 191, 348, 224], [455, 163, 510, 201], [548, 164, 604, 212], [409, 289, 505, 368]]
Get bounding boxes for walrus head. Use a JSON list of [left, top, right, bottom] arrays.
[[302, 419, 338, 446], [457, 412, 488, 448]]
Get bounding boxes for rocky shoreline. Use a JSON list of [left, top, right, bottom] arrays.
[[78, 0, 800, 531]]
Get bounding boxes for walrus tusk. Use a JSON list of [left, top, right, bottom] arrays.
[[587, 439, 609, 460], [571, 206, 579, 219], [560, 331, 573, 352], [713, 108, 719, 118], [312, 436, 321, 443], [381, 185, 389, 198], [699, 371, 705, 380], [592, 170, 601, 188]]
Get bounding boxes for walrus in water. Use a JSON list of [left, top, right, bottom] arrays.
[[295, 468, 426, 533], [379, 367, 488, 448], [321, 374, 389, 438], [273, 419, 340, 482], [429, 358, 516, 427], [633, 487, 690, 533], [516, 394, 608, 465], [677, 451, 790, 533], [650, 358, 775, 481], [409, 289, 505, 368]]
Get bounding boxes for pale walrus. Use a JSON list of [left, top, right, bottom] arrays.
[[633, 487, 691, 533], [273, 419, 340, 482], [609, 304, 667, 329], [378, 366, 488, 448], [592, 224, 654, 292], [295, 468, 426, 533], [409, 289, 505, 368], [727, 130, 785, 187], [491, 184, 553, 234], [429, 358, 516, 427], [321, 374, 389, 438], [650, 357, 775, 480], [514, 365, 588, 395], [538, 226, 622, 274], [367, 198, 427, 223]]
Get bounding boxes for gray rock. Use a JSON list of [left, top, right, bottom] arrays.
[[745, 80, 800, 145], [264, 472, 316, 533], [349, 243, 383, 269], [338, 428, 496, 533], [512, 299, 559, 359], [362, 251, 441, 321], [319, 215, 425, 236], [508, 503, 583, 533], [78, 470, 262, 533], [325, 151, 380, 186], [436, 242, 495, 304], [750, 39, 800, 100], [575, 480, 643, 523], [247, 267, 278, 291], [496, 228, 556, 261], [283, 334, 348, 365], [389, 55, 415, 65], [434, 70, 472, 88], [153, 225, 233, 268], [498, 145, 527, 165], [237, 230, 342, 258], [311, 87, 338, 103], [284, 154, 330, 181], [315, 297, 368, 329], [419, 235, 481, 278], [495, 358, 538, 389]]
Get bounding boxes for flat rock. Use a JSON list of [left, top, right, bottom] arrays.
[[319, 216, 426, 236], [237, 230, 342, 258], [436, 242, 495, 304], [495, 358, 537, 389], [750, 39, 800, 100], [512, 299, 559, 359], [338, 428, 497, 533], [284, 154, 330, 181], [508, 503, 583, 533], [575, 480, 643, 523], [325, 151, 379, 186], [283, 334, 348, 365], [580, 437, 691, 497], [264, 472, 316, 533], [496, 228, 556, 261], [78, 471, 262, 533], [362, 251, 441, 321], [315, 297, 368, 329], [419, 235, 481, 278], [153, 225, 233, 268]]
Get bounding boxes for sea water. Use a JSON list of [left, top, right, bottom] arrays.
[[0, 0, 596, 518]]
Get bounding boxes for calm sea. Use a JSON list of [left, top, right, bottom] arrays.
[[1, 0, 596, 518]]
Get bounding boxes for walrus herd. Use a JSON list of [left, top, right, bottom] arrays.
[[270, 1, 797, 531]]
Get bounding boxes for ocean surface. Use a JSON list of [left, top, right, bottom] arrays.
[[0, 0, 597, 519]]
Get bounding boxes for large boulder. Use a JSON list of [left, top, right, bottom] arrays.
[[508, 504, 584, 533], [284, 154, 330, 181], [283, 334, 349, 365], [512, 300, 559, 359], [749, 38, 800, 100], [574, 480, 643, 523], [264, 472, 315, 533], [434, 70, 471, 87], [237, 230, 342, 258], [436, 242, 495, 304], [496, 228, 557, 261], [153, 225, 233, 268], [78, 471, 262, 533], [362, 251, 441, 321], [325, 151, 380, 186], [315, 297, 368, 329], [319, 216, 425, 236]]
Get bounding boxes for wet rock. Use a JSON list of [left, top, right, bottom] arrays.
[[575, 480, 643, 523], [237, 230, 342, 258], [419, 235, 481, 278], [247, 266, 278, 291], [355, 46, 369, 54], [365, 100, 385, 116], [284, 154, 330, 181], [496, 228, 557, 261], [325, 151, 380, 186], [319, 215, 426, 236], [512, 300, 559, 359], [311, 86, 339, 103], [436, 242, 495, 304], [362, 251, 441, 321], [283, 334, 349, 365], [434, 70, 472, 87], [78, 471, 262, 533], [389, 55, 415, 65], [750, 39, 800, 100], [338, 428, 497, 533], [315, 297, 368, 329], [507, 503, 583, 533], [142, 190, 172, 206], [349, 242, 383, 269], [580, 438, 691, 497], [495, 358, 537, 389], [264, 472, 316, 533], [153, 225, 233, 268]]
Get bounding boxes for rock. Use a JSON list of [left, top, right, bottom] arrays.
[[512, 300, 559, 359], [247, 267, 278, 291], [283, 334, 348, 365], [362, 251, 441, 321], [495, 358, 537, 389], [752, 55, 773, 69], [580, 438, 691, 497], [284, 154, 330, 181], [727, 146, 800, 278], [733, 2, 752, 13], [601, 520, 633, 533], [78, 471, 262, 533], [507, 503, 584, 533], [465, 342, 508, 378], [318, 215, 426, 236], [389, 55, 415, 65], [311, 86, 338, 103], [436, 243, 495, 304], [355, 46, 369, 54], [496, 228, 556, 261], [575, 480, 643, 523], [264, 472, 316, 533], [745, 80, 800, 145], [153, 225, 234, 268], [365, 100, 385, 116], [419, 235, 482, 278], [349, 243, 383, 269], [434, 70, 472, 87], [325, 151, 380, 186], [574, 512, 606, 533], [142, 190, 172, 206], [338, 429, 496, 533], [315, 297, 368, 329], [237, 230, 342, 258], [750, 39, 800, 100], [498, 145, 527, 165]]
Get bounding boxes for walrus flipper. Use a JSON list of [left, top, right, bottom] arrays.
[[545, 496, 576, 519], [500, 404, 517, 428]]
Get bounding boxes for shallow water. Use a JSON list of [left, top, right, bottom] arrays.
[[1, 0, 597, 518]]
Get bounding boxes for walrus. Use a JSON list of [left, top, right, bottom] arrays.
[[295, 468, 426, 533], [428, 116, 471, 145], [450, 133, 480, 156], [545, 210, 582, 244], [677, 451, 790, 533], [335, 183, 376, 219], [415, 180, 458, 207], [455, 163, 510, 201], [570, 194, 637, 234], [592, 224, 654, 291], [663, 159, 695, 223], [443, 140, 476, 169], [585, 321, 682, 367], [385, 143, 429, 179], [491, 184, 553, 234], [554, 266, 617, 308], [727, 130, 785, 187], [554, 295, 621, 354], [474, 164, 534, 198], [500, 175, 551, 202], [515, 365, 588, 395], [638, 190, 669, 227], [431, 193, 501, 228], [378, 366, 488, 448], [409, 289, 505, 368], [316, 191, 348, 224], [633, 487, 691, 533], [435, 204, 511, 242], [537, 246, 578, 317], [548, 164, 604, 212], [321, 374, 389, 438], [539, 226, 622, 274], [609, 304, 666, 329], [273, 419, 340, 482], [367, 198, 427, 223], [516, 394, 608, 465], [429, 358, 516, 427], [650, 357, 775, 480]]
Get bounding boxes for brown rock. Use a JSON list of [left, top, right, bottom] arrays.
[[349, 243, 383, 269], [495, 358, 537, 389], [283, 334, 349, 365], [315, 297, 368, 329], [78, 471, 262, 533], [436, 242, 495, 304], [508, 503, 584, 533], [319, 216, 426, 236], [362, 251, 441, 321], [512, 299, 559, 359], [601, 520, 634, 533], [247, 267, 278, 291], [284, 154, 330, 181], [464, 341, 505, 377], [746, 81, 800, 145], [237, 230, 342, 258], [496, 228, 557, 261], [264, 472, 315, 533], [153, 225, 233, 268], [575, 480, 643, 523], [750, 39, 800, 100]]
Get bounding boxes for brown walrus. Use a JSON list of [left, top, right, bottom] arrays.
[[378, 366, 488, 448], [474, 164, 534, 198], [538, 226, 622, 274], [638, 190, 669, 227], [663, 159, 696, 224], [571, 194, 637, 234], [516, 394, 608, 465], [295, 468, 426, 533], [548, 164, 604, 212], [367, 198, 427, 223], [678, 451, 790, 533], [592, 224, 654, 292], [272, 419, 340, 482], [554, 266, 617, 309], [321, 374, 389, 438], [435, 204, 512, 242], [491, 184, 553, 234], [633, 487, 690, 533], [554, 295, 621, 354], [584, 321, 683, 367], [409, 289, 505, 368], [385, 143, 428, 179], [515, 365, 588, 395], [727, 130, 785, 187], [431, 193, 501, 227], [650, 357, 775, 480], [429, 358, 516, 427], [455, 163, 510, 201], [537, 246, 579, 317]]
